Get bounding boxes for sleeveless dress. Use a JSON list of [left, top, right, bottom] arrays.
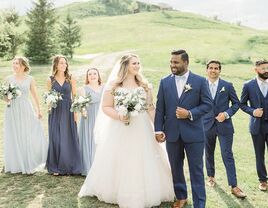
[[78, 85, 104, 176], [46, 77, 81, 175], [79, 87, 174, 208], [4, 75, 48, 174]]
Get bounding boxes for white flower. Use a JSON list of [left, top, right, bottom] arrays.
[[16, 89, 22, 97], [220, 86, 225, 92], [134, 103, 142, 111], [118, 105, 128, 116], [7, 93, 13, 100], [130, 110, 139, 117], [184, 83, 192, 92]]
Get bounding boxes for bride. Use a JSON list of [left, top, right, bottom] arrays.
[[78, 54, 174, 208]]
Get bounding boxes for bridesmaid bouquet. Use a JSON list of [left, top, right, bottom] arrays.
[[43, 90, 63, 113], [70, 95, 92, 118], [0, 83, 22, 107], [114, 87, 147, 125]]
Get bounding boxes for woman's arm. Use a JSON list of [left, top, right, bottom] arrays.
[[30, 78, 42, 119], [146, 87, 155, 122], [102, 89, 129, 124], [71, 78, 78, 123]]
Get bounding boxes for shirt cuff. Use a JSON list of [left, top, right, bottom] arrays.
[[188, 111, 193, 121], [224, 112, 230, 119]]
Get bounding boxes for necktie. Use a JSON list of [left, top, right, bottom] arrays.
[[176, 76, 185, 98], [261, 82, 268, 97], [210, 83, 216, 99]]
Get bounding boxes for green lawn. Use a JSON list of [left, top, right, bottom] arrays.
[[0, 9, 268, 208]]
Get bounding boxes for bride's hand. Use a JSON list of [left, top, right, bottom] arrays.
[[119, 114, 130, 124]]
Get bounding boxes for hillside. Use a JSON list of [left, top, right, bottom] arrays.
[[56, 0, 165, 18]]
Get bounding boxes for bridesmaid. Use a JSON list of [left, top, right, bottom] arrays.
[[78, 68, 104, 176], [46, 55, 81, 175], [3, 57, 47, 174]]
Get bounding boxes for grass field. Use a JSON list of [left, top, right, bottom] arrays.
[[0, 9, 268, 208]]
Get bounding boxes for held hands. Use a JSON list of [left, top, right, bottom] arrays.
[[253, 108, 263, 118], [176, 107, 189, 119], [155, 132, 166, 143], [118, 114, 130, 125], [215, 112, 226, 122]]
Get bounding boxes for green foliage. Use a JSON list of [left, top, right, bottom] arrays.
[[0, 9, 23, 60], [58, 13, 81, 59], [24, 0, 57, 64]]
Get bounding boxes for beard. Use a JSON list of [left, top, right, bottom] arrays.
[[258, 72, 268, 80], [171, 66, 186, 75]]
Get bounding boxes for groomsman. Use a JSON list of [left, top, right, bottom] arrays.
[[203, 60, 246, 198], [155, 49, 212, 208], [240, 60, 268, 191]]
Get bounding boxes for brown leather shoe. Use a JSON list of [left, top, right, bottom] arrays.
[[207, 176, 216, 187], [179, 199, 188, 208], [173, 200, 180, 208], [173, 199, 187, 208], [259, 182, 267, 191], [231, 187, 247, 198]]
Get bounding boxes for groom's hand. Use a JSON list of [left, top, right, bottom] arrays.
[[176, 107, 189, 119], [155, 132, 166, 143]]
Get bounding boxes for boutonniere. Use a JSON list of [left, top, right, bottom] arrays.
[[184, 83, 192, 92], [219, 86, 225, 93]]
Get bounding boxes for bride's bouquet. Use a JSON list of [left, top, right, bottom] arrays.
[[0, 83, 22, 107], [70, 95, 92, 118], [114, 87, 147, 125], [43, 89, 63, 113]]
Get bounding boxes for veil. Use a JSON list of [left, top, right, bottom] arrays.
[[93, 60, 121, 146]]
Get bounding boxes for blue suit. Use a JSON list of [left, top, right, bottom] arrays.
[[203, 79, 239, 186], [155, 71, 212, 208], [240, 79, 268, 182]]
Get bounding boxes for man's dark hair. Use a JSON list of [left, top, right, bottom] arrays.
[[206, 60, 221, 70], [255, 59, 268, 66], [171, 49, 189, 64]]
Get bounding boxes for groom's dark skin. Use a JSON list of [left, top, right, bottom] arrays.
[[155, 54, 190, 143]]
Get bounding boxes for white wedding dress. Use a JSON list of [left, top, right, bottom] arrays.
[[79, 87, 174, 208]]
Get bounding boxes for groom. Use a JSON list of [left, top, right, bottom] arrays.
[[154, 49, 212, 208]]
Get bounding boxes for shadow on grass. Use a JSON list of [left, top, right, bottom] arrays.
[[0, 172, 174, 208], [214, 185, 255, 208]]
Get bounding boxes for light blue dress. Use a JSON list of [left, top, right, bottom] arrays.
[[79, 85, 104, 176], [4, 75, 48, 174]]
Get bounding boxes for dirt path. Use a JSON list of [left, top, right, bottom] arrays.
[[72, 50, 133, 79]]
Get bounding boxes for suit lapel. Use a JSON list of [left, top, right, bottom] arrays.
[[215, 79, 223, 105], [253, 78, 262, 103], [170, 74, 180, 104], [179, 71, 192, 104]]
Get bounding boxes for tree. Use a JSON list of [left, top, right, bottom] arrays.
[[0, 9, 23, 60], [25, 0, 57, 64], [58, 13, 81, 59]]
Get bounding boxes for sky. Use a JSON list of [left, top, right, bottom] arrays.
[[0, 0, 267, 30]]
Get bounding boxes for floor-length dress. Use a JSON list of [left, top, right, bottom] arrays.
[[46, 77, 81, 175], [79, 85, 104, 176], [4, 75, 48, 174], [79, 87, 174, 208]]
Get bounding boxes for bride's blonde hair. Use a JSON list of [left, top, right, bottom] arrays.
[[112, 54, 148, 91]]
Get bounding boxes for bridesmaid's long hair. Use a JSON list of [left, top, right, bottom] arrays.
[[112, 54, 148, 91], [85, 68, 102, 85], [14, 56, 31, 73], [51, 55, 72, 82]]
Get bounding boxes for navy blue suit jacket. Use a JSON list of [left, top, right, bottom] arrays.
[[240, 78, 265, 135], [203, 79, 240, 135], [154, 71, 213, 143]]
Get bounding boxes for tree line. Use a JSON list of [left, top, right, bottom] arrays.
[[0, 0, 81, 64]]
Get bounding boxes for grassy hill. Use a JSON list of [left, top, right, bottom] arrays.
[[1, 2, 268, 208]]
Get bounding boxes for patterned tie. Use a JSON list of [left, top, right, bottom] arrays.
[[210, 83, 216, 99]]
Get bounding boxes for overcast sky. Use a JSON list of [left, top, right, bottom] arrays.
[[0, 0, 267, 30]]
